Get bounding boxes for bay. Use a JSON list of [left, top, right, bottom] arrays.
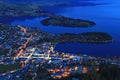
[[11, 1, 120, 57]]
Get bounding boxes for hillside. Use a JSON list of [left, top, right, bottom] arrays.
[[1, 0, 68, 4]]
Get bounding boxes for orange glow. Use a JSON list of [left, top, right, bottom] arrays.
[[14, 34, 33, 60], [51, 68, 72, 79], [82, 67, 88, 74], [62, 71, 70, 77], [74, 67, 78, 71], [56, 76, 62, 79], [96, 68, 100, 72], [23, 35, 33, 48], [68, 68, 72, 72], [15, 49, 23, 59], [55, 69, 60, 72], [18, 25, 27, 33]]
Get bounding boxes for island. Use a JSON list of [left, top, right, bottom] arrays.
[[41, 16, 96, 27]]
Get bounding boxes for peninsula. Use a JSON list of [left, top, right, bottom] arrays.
[[39, 32, 113, 44]]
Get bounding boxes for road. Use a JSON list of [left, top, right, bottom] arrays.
[[18, 25, 27, 33], [14, 25, 33, 60], [24, 46, 37, 63]]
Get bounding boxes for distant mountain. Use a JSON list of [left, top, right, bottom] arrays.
[[1, 0, 66, 4], [1, 0, 99, 4], [1, 0, 106, 7], [1, 0, 37, 3]]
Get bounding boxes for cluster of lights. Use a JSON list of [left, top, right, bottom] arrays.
[[48, 66, 79, 79]]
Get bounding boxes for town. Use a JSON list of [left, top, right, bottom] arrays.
[[0, 23, 120, 80]]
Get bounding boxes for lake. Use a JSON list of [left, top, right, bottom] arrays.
[[11, 1, 120, 57]]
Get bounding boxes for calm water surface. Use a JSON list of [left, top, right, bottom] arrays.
[[11, 1, 120, 57]]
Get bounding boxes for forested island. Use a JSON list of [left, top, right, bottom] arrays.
[[41, 16, 96, 28]]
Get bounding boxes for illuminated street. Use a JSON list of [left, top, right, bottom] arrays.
[[0, 24, 120, 80]]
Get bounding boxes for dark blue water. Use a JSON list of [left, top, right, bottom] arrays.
[[11, 1, 120, 57]]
